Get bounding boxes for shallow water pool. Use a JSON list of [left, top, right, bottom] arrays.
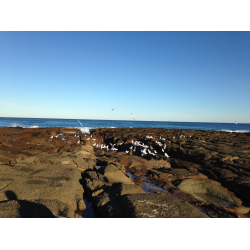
[[125, 171, 170, 194], [125, 171, 135, 180], [82, 197, 95, 218], [141, 182, 170, 194]]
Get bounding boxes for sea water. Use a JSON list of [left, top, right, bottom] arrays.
[[0, 117, 250, 134]]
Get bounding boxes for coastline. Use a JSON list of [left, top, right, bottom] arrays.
[[0, 126, 249, 217]]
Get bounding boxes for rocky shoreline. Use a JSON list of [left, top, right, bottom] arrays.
[[0, 126, 249, 218]]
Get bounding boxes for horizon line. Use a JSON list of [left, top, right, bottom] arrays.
[[0, 116, 249, 124]]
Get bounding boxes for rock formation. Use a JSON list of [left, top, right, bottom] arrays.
[[0, 126, 249, 218]]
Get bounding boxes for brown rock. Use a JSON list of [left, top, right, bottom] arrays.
[[103, 164, 134, 184], [177, 177, 242, 205], [99, 193, 209, 218]]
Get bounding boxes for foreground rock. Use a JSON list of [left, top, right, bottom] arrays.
[[0, 127, 90, 218], [81, 166, 208, 218], [100, 194, 209, 218]]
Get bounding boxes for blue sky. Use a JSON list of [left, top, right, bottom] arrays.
[[0, 31, 250, 123]]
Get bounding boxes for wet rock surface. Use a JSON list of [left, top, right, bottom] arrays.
[[1, 127, 250, 218]]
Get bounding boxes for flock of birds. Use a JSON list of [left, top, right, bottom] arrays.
[[87, 134, 186, 159], [49, 129, 192, 160], [89, 132, 193, 160]]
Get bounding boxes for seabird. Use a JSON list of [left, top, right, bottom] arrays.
[[78, 120, 83, 127], [131, 113, 135, 120], [111, 108, 116, 111], [165, 152, 169, 158]]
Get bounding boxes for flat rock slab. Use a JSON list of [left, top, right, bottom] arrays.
[[0, 164, 85, 217], [0, 146, 94, 217], [100, 193, 209, 218]]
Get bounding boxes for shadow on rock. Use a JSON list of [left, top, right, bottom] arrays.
[[4, 190, 56, 218]]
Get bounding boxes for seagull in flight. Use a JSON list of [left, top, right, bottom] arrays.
[[131, 113, 135, 120], [111, 108, 116, 111]]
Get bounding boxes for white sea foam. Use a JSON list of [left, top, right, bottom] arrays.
[[219, 129, 250, 133], [75, 126, 117, 134], [21, 125, 40, 128], [78, 127, 91, 134], [10, 124, 40, 128], [11, 123, 20, 127]]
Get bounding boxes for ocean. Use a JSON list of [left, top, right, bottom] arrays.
[[0, 117, 250, 134]]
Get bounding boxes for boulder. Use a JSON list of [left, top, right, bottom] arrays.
[[103, 164, 134, 184], [83, 178, 106, 192], [147, 159, 171, 169], [177, 177, 242, 205]]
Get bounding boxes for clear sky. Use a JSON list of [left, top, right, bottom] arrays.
[[0, 31, 250, 123]]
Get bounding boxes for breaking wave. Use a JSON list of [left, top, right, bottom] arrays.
[[76, 126, 117, 134], [219, 129, 250, 133], [77, 127, 91, 134], [10, 123, 40, 128]]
